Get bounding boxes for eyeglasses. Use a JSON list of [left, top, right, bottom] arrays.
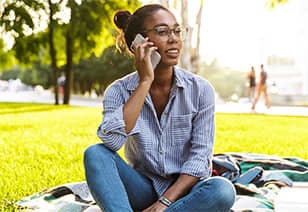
[[143, 26, 188, 41]]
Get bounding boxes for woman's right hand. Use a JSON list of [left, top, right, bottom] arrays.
[[132, 37, 158, 83]]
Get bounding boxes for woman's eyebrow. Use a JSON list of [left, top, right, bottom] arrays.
[[153, 23, 180, 28]]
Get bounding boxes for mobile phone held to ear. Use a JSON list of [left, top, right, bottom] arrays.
[[131, 33, 161, 70]]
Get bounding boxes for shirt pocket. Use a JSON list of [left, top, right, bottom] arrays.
[[171, 114, 193, 146]]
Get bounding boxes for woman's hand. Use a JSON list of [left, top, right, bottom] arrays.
[[132, 37, 158, 83], [142, 201, 168, 212]]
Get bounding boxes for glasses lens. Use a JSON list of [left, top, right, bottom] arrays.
[[155, 26, 169, 36]]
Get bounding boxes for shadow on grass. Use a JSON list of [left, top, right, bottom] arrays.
[[1, 199, 20, 212], [0, 102, 72, 115]]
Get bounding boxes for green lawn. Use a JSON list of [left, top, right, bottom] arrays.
[[1, 102, 307, 211]]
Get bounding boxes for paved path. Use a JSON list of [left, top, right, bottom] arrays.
[[1, 91, 308, 117], [0, 91, 102, 107], [216, 102, 308, 117]]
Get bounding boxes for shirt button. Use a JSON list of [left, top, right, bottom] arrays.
[[159, 131, 162, 135], [159, 151, 164, 154], [102, 129, 106, 134], [163, 113, 167, 117]]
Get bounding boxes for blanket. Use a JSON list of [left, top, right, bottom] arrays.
[[15, 153, 308, 212]]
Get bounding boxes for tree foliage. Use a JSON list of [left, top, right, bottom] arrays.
[[0, 0, 141, 104], [0, 0, 47, 65], [73, 45, 135, 95], [21, 61, 53, 88], [0, 66, 22, 80], [0, 38, 16, 70], [61, 0, 140, 104]]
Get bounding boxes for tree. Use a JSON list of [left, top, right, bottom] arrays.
[[72, 45, 135, 96], [180, 0, 192, 72], [59, 0, 140, 104], [0, 1, 46, 64], [0, 66, 22, 81], [48, 0, 61, 104], [0, 38, 16, 70], [191, 0, 204, 74], [20, 61, 53, 88], [0, 0, 61, 103], [98, 45, 135, 88], [1, 0, 140, 105]]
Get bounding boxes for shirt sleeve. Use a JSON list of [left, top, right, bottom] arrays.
[[97, 82, 140, 151], [180, 81, 215, 178]]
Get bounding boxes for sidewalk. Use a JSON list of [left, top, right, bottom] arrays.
[[216, 102, 308, 117], [0, 90, 102, 107], [1, 91, 308, 116]]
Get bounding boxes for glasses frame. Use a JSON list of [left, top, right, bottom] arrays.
[[142, 26, 188, 41]]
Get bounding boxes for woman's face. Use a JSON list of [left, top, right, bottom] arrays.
[[143, 9, 182, 67]]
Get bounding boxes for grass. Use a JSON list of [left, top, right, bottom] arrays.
[[215, 113, 308, 158], [1, 102, 307, 211]]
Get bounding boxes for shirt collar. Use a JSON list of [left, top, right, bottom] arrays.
[[173, 66, 185, 88], [126, 66, 185, 91]]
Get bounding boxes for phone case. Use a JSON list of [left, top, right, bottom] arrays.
[[131, 34, 161, 70]]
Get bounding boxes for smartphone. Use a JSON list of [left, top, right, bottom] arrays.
[[131, 33, 161, 70]]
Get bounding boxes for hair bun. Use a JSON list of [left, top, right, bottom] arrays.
[[114, 10, 131, 31]]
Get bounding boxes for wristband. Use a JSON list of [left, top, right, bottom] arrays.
[[159, 196, 172, 207]]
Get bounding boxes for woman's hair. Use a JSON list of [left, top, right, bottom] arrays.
[[113, 4, 170, 53]]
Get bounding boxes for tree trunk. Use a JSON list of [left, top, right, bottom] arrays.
[[63, 0, 76, 105], [191, 0, 204, 74], [87, 82, 92, 95], [63, 27, 73, 105], [48, 0, 59, 105], [180, 0, 193, 72]]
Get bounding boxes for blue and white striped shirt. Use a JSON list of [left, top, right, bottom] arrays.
[[97, 67, 215, 196]]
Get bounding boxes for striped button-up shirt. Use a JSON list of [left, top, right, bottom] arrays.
[[97, 67, 215, 196]]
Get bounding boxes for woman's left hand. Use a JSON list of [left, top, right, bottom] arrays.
[[142, 201, 168, 212]]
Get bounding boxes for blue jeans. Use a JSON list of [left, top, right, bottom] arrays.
[[84, 144, 235, 212]]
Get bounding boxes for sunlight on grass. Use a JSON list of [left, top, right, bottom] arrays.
[[0, 103, 102, 211], [214, 113, 308, 158], [0, 102, 307, 211]]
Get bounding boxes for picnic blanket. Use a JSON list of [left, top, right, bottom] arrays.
[[15, 152, 308, 212]]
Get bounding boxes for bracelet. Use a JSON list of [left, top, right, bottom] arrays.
[[159, 196, 172, 207]]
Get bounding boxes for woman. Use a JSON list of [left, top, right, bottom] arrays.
[[84, 4, 235, 212], [247, 66, 256, 103]]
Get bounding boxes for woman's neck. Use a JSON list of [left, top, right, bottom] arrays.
[[152, 64, 174, 88]]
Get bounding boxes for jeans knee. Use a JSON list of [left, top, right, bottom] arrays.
[[209, 177, 236, 209], [84, 143, 113, 167]]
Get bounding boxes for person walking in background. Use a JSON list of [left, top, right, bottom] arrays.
[[247, 66, 256, 103], [251, 64, 270, 110]]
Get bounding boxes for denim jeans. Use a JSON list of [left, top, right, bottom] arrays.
[[84, 144, 235, 212]]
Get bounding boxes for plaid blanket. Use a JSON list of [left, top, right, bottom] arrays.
[[16, 153, 308, 212]]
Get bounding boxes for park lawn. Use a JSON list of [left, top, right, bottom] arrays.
[[0, 102, 308, 211]]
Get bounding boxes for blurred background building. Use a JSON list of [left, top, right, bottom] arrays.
[[260, 0, 308, 105]]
